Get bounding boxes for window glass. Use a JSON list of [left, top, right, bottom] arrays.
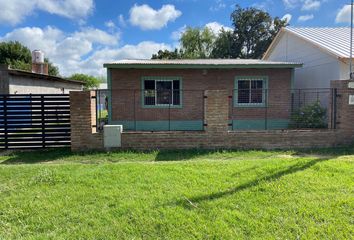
[[237, 79, 265, 105], [143, 78, 181, 106], [173, 80, 180, 105], [144, 80, 155, 89], [156, 81, 172, 105], [144, 80, 155, 105], [238, 80, 250, 103], [238, 80, 249, 90]]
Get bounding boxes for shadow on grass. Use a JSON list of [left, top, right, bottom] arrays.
[[293, 146, 354, 157], [175, 156, 331, 209], [154, 149, 219, 161], [0, 148, 74, 164], [1, 146, 353, 165]]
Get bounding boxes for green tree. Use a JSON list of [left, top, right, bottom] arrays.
[[0, 41, 32, 70], [230, 5, 287, 59], [152, 49, 183, 59], [180, 27, 216, 59], [0, 41, 60, 76], [151, 5, 286, 59], [44, 58, 60, 77], [211, 28, 233, 58], [69, 73, 100, 90]]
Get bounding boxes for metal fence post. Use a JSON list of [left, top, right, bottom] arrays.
[[298, 89, 301, 109], [41, 95, 45, 148], [265, 89, 268, 130], [332, 88, 337, 129], [134, 90, 137, 131], [168, 90, 171, 131], [95, 90, 99, 132], [3, 95, 8, 149], [203, 91, 207, 130]]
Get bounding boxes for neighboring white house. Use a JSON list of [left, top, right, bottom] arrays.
[[263, 27, 352, 89]]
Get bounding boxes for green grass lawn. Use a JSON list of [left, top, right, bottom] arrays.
[[0, 148, 353, 239]]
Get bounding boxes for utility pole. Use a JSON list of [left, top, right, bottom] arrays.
[[350, 0, 353, 79]]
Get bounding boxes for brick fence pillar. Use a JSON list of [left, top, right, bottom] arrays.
[[205, 90, 229, 134], [330, 80, 354, 132], [70, 91, 103, 151]]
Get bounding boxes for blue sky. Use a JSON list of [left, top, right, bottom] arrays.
[[0, 0, 351, 76]]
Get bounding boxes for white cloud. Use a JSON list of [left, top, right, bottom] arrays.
[[0, 0, 36, 25], [205, 22, 232, 35], [73, 28, 119, 45], [36, 0, 94, 19], [282, 0, 298, 9], [282, 0, 321, 11], [80, 42, 172, 76], [118, 14, 127, 27], [336, 5, 352, 23], [301, 0, 320, 11], [0, 26, 120, 76], [0, 26, 172, 76], [282, 14, 293, 23], [252, 0, 274, 11], [129, 4, 182, 30], [171, 25, 187, 41], [0, 0, 94, 25], [298, 14, 314, 22], [105, 20, 116, 29], [210, 0, 226, 12]]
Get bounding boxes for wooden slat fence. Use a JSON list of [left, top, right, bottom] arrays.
[[0, 94, 71, 149]]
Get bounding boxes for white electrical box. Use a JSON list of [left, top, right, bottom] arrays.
[[104, 125, 123, 148], [349, 95, 354, 105]]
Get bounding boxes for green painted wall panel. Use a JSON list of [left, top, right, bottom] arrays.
[[232, 119, 290, 130], [110, 120, 204, 131]]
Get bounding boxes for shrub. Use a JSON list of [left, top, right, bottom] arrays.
[[290, 101, 327, 129]]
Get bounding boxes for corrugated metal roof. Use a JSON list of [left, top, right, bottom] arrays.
[[8, 69, 84, 85], [104, 59, 301, 68], [285, 27, 353, 59]]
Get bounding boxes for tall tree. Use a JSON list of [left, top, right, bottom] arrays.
[[180, 27, 216, 59], [44, 58, 60, 77], [210, 28, 233, 58], [69, 73, 100, 90], [151, 6, 286, 59], [152, 49, 183, 59], [230, 5, 287, 59], [0, 41, 31, 70], [0, 41, 60, 76]]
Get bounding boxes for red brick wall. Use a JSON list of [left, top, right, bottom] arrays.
[[70, 80, 354, 151], [331, 80, 354, 130], [121, 130, 353, 150], [110, 68, 292, 122], [70, 91, 103, 151]]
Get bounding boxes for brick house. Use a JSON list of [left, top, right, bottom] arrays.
[[103, 59, 302, 131]]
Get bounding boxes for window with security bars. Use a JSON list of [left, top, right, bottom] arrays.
[[235, 78, 267, 106], [143, 78, 181, 106]]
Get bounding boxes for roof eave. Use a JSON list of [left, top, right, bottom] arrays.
[[8, 69, 85, 85], [262, 27, 286, 60], [103, 63, 303, 69]]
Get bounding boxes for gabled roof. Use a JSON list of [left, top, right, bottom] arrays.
[[263, 27, 354, 60], [104, 59, 302, 69]]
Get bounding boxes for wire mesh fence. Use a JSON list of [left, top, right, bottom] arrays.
[[96, 88, 337, 132], [229, 88, 335, 131], [95, 89, 109, 131], [96, 89, 205, 131]]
